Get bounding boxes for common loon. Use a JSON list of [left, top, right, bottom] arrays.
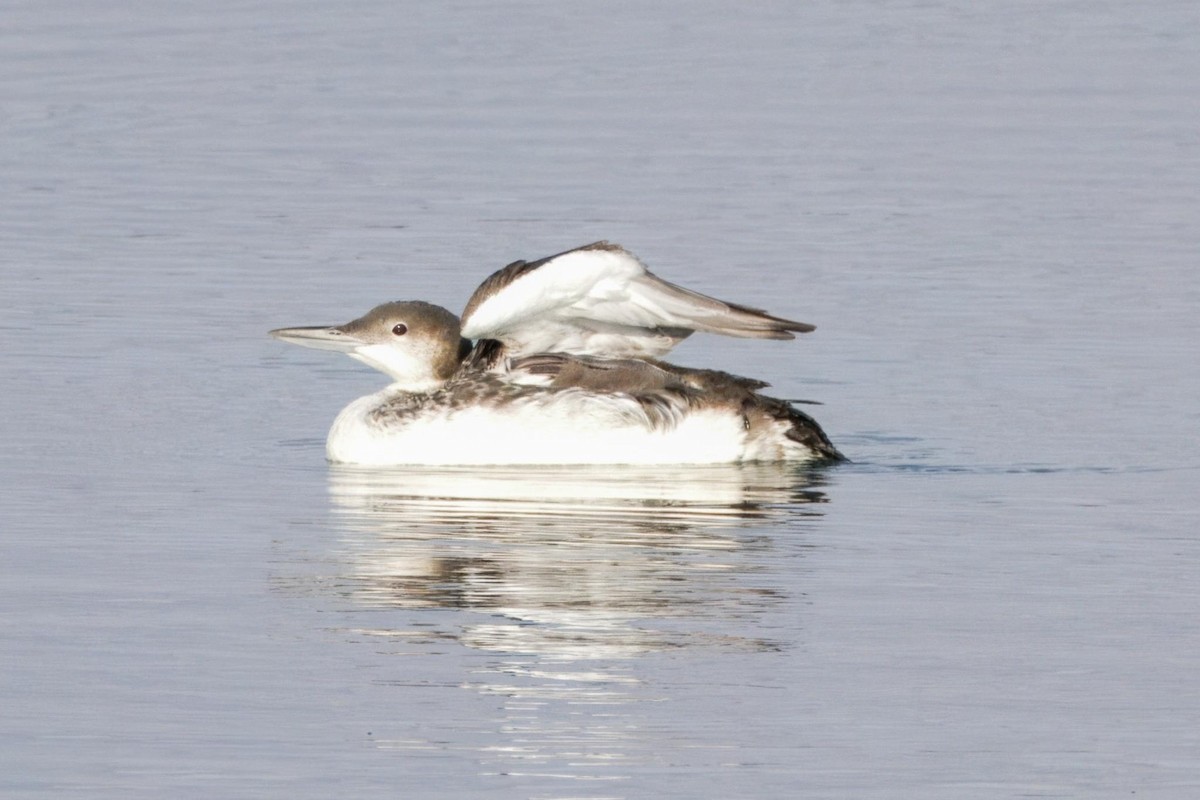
[[270, 242, 843, 465]]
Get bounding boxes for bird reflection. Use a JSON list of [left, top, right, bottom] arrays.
[[326, 463, 829, 658], [311, 464, 833, 786]]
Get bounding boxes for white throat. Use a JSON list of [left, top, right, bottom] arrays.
[[349, 344, 449, 392]]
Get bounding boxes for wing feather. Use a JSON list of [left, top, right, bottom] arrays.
[[459, 242, 813, 360]]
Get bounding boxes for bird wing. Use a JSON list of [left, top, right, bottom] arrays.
[[459, 242, 814, 360]]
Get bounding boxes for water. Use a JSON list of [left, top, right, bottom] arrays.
[[3, 1, 1199, 797]]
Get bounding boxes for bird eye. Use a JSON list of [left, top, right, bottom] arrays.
[[392, 323, 408, 336]]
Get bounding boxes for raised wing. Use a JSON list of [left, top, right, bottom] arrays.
[[459, 242, 813, 360]]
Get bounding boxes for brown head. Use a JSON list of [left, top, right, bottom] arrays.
[[270, 301, 470, 391]]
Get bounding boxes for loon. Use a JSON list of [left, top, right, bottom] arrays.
[[269, 242, 843, 466]]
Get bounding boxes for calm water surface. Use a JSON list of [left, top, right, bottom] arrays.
[[3, 2, 1199, 798]]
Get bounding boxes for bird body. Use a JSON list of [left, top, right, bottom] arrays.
[[271, 242, 843, 465]]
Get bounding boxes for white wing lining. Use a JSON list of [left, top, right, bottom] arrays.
[[459, 242, 813, 361]]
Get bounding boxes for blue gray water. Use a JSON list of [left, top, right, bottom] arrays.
[[3, 2, 1199, 797]]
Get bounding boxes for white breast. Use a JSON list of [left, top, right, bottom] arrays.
[[324, 386, 762, 466]]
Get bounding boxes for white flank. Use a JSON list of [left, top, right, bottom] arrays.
[[324, 386, 801, 466]]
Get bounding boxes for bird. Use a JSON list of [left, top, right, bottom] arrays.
[[269, 241, 844, 466]]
